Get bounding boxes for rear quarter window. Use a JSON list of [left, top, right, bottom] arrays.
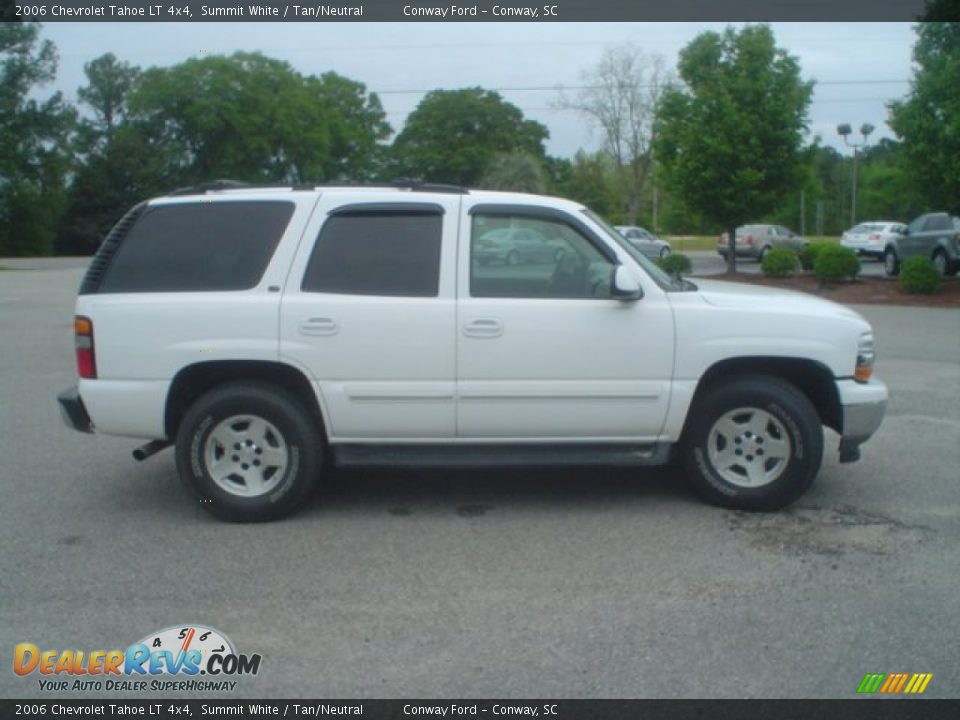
[[98, 201, 295, 293]]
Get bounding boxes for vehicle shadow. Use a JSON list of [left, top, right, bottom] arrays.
[[305, 463, 696, 518]]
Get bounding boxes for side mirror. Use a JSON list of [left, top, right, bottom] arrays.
[[612, 266, 642, 301]]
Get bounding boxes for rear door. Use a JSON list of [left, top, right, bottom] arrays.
[[279, 193, 460, 440]]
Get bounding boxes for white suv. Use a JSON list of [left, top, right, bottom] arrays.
[[58, 183, 888, 521]]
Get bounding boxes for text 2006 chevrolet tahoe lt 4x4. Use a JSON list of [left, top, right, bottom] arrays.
[[58, 184, 887, 521]]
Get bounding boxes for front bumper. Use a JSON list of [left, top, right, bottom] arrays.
[[58, 386, 94, 434], [836, 378, 888, 462]]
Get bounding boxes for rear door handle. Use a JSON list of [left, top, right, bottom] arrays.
[[463, 318, 503, 338], [299, 317, 339, 336]]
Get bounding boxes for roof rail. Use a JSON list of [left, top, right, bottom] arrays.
[[167, 179, 251, 196], [166, 179, 471, 196]]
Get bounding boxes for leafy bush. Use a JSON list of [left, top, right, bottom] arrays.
[[657, 252, 692, 276], [798, 242, 831, 271], [814, 245, 860, 283], [761, 248, 799, 277], [899, 256, 941, 294]]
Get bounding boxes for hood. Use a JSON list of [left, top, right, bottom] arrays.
[[693, 278, 866, 322]]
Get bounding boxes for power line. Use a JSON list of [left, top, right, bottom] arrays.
[[371, 79, 909, 95]]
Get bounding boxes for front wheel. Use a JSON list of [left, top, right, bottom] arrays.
[[682, 376, 823, 511], [884, 248, 899, 276], [659, 246, 671, 258], [932, 250, 948, 276], [175, 382, 321, 522]]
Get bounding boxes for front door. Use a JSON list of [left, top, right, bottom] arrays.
[[455, 202, 675, 441]]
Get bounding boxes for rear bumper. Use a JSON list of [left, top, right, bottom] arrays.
[[836, 378, 888, 462], [57, 386, 94, 434]]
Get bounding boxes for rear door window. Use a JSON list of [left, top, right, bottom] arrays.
[[302, 208, 443, 297], [98, 201, 294, 293]]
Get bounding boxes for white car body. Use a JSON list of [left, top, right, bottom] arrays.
[[59, 186, 888, 519], [841, 221, 906, 259]]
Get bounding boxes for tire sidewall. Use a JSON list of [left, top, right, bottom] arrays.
[[175, 384, 319, 521], [685, 378, 822, 510]]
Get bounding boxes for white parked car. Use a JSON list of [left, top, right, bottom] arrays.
[[614, 225, 672, 259], [841, 221, 907, 260], [58, 184, 887, 521]]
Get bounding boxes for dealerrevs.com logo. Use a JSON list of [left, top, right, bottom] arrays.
[[13, 625, 262, 692]]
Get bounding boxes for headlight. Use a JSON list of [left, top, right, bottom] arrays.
[[855, 332, 875, 382]]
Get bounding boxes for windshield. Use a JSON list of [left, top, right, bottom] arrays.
[[581, 208, 685, 290]]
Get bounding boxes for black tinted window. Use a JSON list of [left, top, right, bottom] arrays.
[[924, 214, 951, 232], [302, 212, 442, 297], [98, 201, 294, 293]]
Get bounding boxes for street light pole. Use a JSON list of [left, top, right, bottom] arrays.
[[837, 122, 874, 227]]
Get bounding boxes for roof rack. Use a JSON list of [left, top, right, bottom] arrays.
[[166, 179, 471, 197]]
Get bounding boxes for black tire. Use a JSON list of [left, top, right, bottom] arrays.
[[932, 250, 948, 276], [884, 247, 899, 277], [660, 246, 671, 258], [175, 382, 321, 522], [682, 375, 823, 511]]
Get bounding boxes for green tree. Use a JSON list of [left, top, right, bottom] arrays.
[[0, 24, 74, 256], [390, 88, 548, 186], [59, 54, 150, 254], [478, 152, 547, 193], [654, 25, 814, 271], [304, 71, 391, 181], [889, 21, 960, 213], [560, 45, 670, 224], [127, 53, 334, 185], [552, 150, 620, 220]]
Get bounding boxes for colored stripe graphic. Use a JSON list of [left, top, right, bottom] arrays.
[[858, 672, 932, 694], [857, 673, 885, 693]]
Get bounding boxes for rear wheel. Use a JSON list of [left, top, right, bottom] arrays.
[[659, 246, 671, 258], [884, 248, 899, 276], [175, 382, 321, 522], [682, 376, 823, 511]]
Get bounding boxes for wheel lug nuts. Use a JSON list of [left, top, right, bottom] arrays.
[[255, 448, 262, 455]]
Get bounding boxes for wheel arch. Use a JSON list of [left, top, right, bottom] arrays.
[[165, 360, 327, 441], [683, 356, 842, 439]]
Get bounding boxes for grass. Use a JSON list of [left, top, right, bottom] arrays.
[[663, 235, 840, 252]]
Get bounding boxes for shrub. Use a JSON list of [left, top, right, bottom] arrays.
[[798, 242, 831, 271], [657, 252, 692, 276], [761, 248, 799, 277], [814, 245, 860, 283], [899, 256, 941, 294]]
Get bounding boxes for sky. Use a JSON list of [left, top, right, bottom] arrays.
[[39, 22, 918, 159]]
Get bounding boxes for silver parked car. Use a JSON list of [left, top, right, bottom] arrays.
[[883, 213, 960, 277], [474, 227, 568, 266], [841, 221, 907, 260], [717, 224, 807, 260], [614, 226, 672, 259]]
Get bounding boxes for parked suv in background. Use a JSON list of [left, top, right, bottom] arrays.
[[58, 183, 887, 522], [717, 224, 807, 260], [841, 221, 907, 260], [883, 212, 960, 277]]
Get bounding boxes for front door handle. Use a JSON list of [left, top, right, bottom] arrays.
[[463, 318, 503, 338], [299, 317, 339, 336]]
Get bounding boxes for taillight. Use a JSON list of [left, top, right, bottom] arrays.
[[744, 235, 754, 246], [75, 315, 97, 379], [869, 234, 881, 240]]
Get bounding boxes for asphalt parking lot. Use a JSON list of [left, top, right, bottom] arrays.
[[1, 259, 957, 699]]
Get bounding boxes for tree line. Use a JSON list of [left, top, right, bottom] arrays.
[[1, 18, 956, 257]]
